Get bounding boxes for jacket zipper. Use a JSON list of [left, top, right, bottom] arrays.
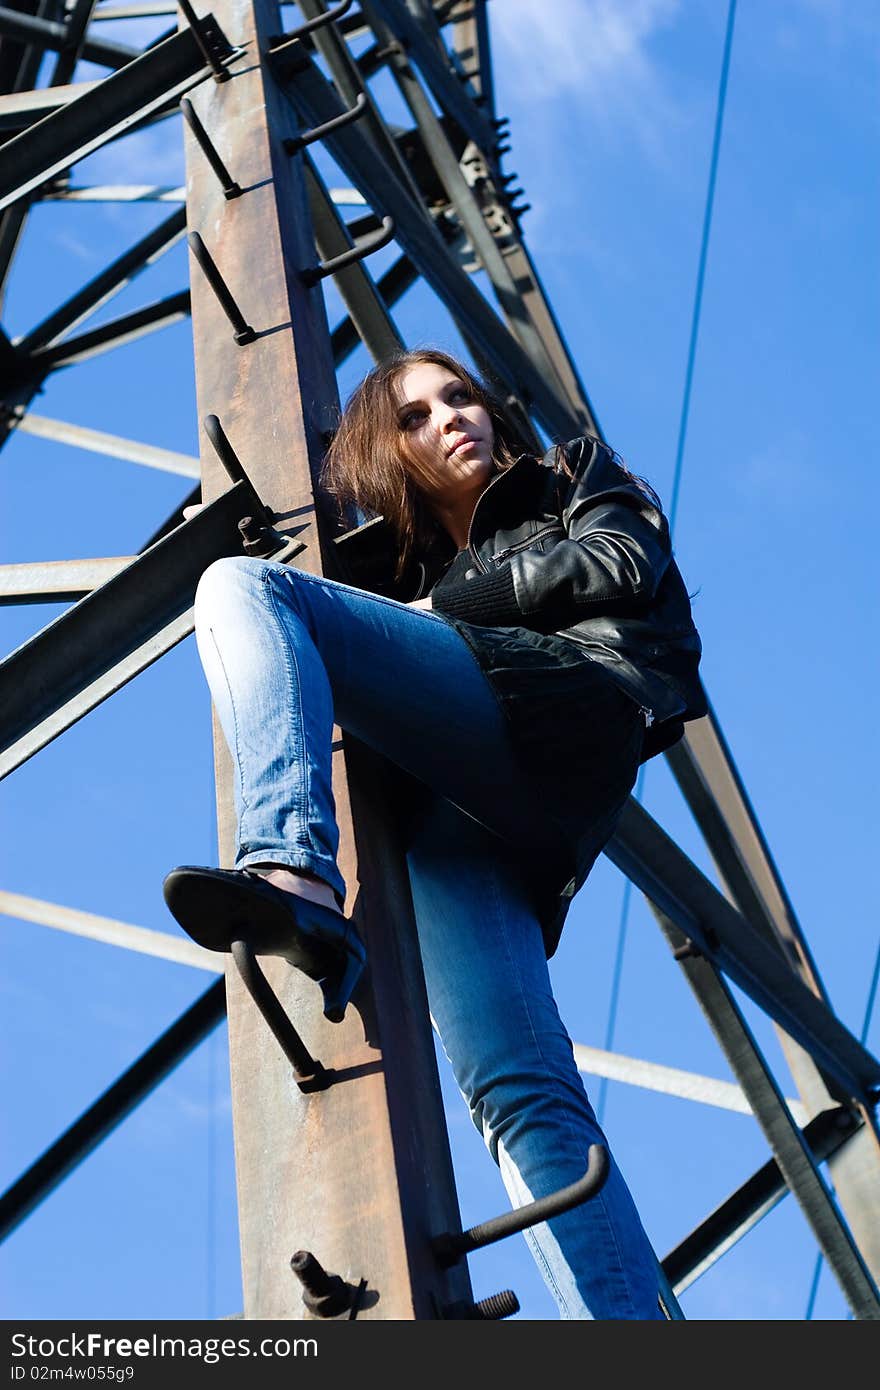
[[466, 464, 516, 574], [490, 524, 564, 564], [466, 455, 543, 574]]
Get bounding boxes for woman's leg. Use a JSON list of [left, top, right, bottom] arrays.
[[192, 555, 562, 887], [407, 796, 663, 1321], [192, 555, 661, 1317]]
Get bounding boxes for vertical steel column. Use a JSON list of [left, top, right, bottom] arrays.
[[183, 0, 471, 1319]]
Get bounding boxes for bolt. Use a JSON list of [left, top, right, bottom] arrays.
[[290, 1250, 355, 1317], [473, 1290, 520, 1319]]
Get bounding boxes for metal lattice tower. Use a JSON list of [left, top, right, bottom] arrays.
[[1, 0, 878, 1320]]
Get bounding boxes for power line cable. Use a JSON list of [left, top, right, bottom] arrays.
[[597, 0, 738, 1127], [668, 0, 738, 538]]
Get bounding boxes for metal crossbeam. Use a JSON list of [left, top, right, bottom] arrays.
[[651, 908, 880, 1318], [663, 1105, 864, 1293], [0, 5, 137, 70], [0, 890, 220, 970], [16, 206, 186, 354], [0, 483, 263, 776], [272, 38, 579, 434], [0, 982, 226, 1242], [8, 413, 199, 476], [0, 27, 224, 211], [607, 800, 880, 1101]]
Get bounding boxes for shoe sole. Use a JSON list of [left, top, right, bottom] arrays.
[[163, 866, 365, 1021]]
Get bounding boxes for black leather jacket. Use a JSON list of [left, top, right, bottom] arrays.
[[330, 435, 706, 954], [333, 435, 707, 760]]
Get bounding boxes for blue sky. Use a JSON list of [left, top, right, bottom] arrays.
[[1, 0, 878, 1322]]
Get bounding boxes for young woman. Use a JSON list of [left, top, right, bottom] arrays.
[[164, 348, 706, 1320]]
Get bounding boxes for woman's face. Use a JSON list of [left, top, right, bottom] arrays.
[[392, 362, 495, 502]]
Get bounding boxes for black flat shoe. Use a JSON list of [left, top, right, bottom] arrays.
[[163, 865, 366, 1023]]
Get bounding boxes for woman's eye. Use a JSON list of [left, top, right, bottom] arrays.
[[401, 411, 424, 430]]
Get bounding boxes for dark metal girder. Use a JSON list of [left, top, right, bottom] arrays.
[[650, 907, 880, 1318], [17, 205, 186, 354], [0, 80, 100, 131], [663, 1104, 864, 1292], [363, 0, 494, 152], [666, 704, 880, 1282], [0, 480, 263, 779], [607, 799, 880, 1101], [302, 152, 403, 362], [50, 0, 103, 87], [0, 0, 57, 302], [446, 0, 495, 120], [0, 0, 39, 93], [0, 981, 226, 1242], [28, 287, 191, 370], [0, 26, 229, 213], [0, 4, 137, 70], [282, 0, 427, 212], [361, 11, 593, 431], [330, 248, 418, 363], [667, 702, 827, 993]]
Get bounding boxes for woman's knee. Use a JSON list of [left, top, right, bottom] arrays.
[[194, 555, 276, 625]]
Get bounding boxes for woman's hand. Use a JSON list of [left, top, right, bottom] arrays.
[[408, 597, 433, 610]]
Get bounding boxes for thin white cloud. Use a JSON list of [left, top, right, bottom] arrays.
[[489, 0, 685, 159], [75, 116, 185, 190]]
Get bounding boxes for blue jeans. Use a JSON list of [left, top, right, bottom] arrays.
[[193, 555, 664, 1320]]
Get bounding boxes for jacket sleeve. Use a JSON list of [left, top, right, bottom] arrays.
[[430, 438, 673, 630]]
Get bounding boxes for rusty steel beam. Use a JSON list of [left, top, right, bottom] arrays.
[[182, 0, 471, 1320]]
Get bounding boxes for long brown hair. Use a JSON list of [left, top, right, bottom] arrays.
[[321, 349, 528, 579]]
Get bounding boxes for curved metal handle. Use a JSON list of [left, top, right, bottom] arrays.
[[188, 233, 255, 345], [231, 941, 329, 1092], [283, 91, 368, 155], [204, 413, 251, 488], [269, 0, 353, 53], [431, 1143, 610, 1267], [301, 215, 395, 287]]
